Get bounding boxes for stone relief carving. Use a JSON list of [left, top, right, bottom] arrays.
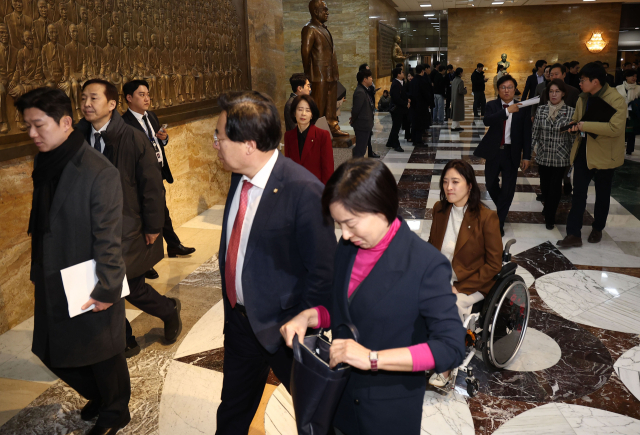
[[0, 0, 248, 135]]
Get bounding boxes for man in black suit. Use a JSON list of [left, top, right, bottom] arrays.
[[386, 67, 409, 152], [410, 64, 432, 146], [471, 62, 488, 117], [474, 75, 532, 236], [283, 73, 311, 131], [351, 68, 376, 157], [565, 61, 581, 89], [522, 59, 547, 101], [602, 62, 615, 87], [213, 91, 336, 434], [445, 64, 453, 120], [121, 80, 196, 279], [357, 63, 380, 157]]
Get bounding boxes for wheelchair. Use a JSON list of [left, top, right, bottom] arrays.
[[435, 239, 531, 397]]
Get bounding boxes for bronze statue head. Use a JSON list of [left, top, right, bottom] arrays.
[[308, 0, 329, 24], [501, 53, 507, 61], [395, 35, 401, 44]]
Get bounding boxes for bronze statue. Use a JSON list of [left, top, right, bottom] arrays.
[[497, 53, 510, 72], [6, 0, 33, 49], [54, 2, 71, 46], [64, 23, 84, 113], [32, 0, 47, 50], [84, 26, 102, 81], [392, 35, 406, 68], [41, 24, 70, 95], [77, 6, 89, 46], [301, 0, 347, 137]]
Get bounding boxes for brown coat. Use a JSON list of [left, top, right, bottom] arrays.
[[428, 201, 503, 296]]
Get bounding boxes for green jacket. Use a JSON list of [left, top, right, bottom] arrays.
[[569, 83, 627, 170]]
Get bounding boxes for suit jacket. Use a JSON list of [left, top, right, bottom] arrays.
[[523, 73, 543, 100], [283, 124, 334, 184], [428, 202, 503, 296], [471, 70, 486, 93], [351, 83, 374, 132], [31, 135, 126, 368], [75, 111, 165, 279], [329, 219, 465, 434], [390, 79, 408, 114], [301, 17, 339, 83], [218, 154, 336, 354], [474, 98, 532, 166], [409, 74, 432, 111], [284, 93, 296, 132], [121, 109, 173, 183]]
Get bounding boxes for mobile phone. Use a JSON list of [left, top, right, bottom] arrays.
[[559, 123, 574, 132]]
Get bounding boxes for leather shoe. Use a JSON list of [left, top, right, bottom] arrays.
[[546, 224, 555, 230], [588, 230, 602, 243], [81, 400, 101, 421], [145, 268, 159, 280], [393, 146, 404, 152], [87, 423, 126, 434], [557, 234, 583, 248], [500, 227, 505, 237], [167, 244, 196, 258], [124, 339, 140, 359], [368, 151, 380, 158], [164, 298, 182, 344]]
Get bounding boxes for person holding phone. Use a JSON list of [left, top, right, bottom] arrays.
[[532, 79, 575, 230]]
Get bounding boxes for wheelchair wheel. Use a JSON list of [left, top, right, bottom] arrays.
[[481, 275, 530, 369]]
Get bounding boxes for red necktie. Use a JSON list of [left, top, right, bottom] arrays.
[[225, 180, 253, 308], [501, 104, 509, 146]]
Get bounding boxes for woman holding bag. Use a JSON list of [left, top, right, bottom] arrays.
[[281, 159, 465, 435]]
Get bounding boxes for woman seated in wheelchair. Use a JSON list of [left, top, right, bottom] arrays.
[[280, 159, 465, 435], [427, 159, 503, 388]]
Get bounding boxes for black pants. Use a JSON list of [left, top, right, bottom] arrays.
[[411, 108, 425, 144], [366, 131, 375, 156], [162, 202, 181, 248], [353, 129, 370, 157], [386, 110, 403, 148], [402, 111, 411, 140], [125, 274, 175, 342], [215, 307, 294, 435], [626, 131, 636, 154], [566, 145, 615, 237], [473, 92, 486, 117], [485, 147, 518, 230], [538, 164, 568, 226], [445, 96, 451, 120], [47, 353, 131, 428]]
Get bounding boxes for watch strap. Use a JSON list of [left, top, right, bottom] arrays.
[[369, 351, 378, 372]]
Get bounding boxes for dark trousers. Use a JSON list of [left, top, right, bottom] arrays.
[[386, 110, 403, 148], [162, 202, 181, 248], [47, 353, 131, 428], [473, 92, 486, 117], [538, 164, 568, 226], [366, 131, 375, 156], [125, 274, 175, 342], [411, 108, 425, 144], [566, 146, 615, 237], [626, 131, 636, 154], [485, 147, 518, 229], [215, 307, 294, 435], [402, 111, 411, 140], [445, 96, 451, 119], [353, 129, 370, 157]]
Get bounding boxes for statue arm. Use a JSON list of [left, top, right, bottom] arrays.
[[300, 26, 312, 78]]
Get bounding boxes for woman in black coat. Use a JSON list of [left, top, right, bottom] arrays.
[[281, 159, 465, 435]]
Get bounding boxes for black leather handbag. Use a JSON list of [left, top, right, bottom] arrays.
[[290, 324, 359, 435]]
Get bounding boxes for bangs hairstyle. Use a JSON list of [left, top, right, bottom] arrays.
[[123, 79, 150, 99], [497, 74, 517, 89], [290, 94, 320, 125], [545, 79, 567, 100], [218, 91, 282, 152], [322, 159, 398, 225], [82, 78, 119, 103], [438, 160, 482, 216], [15, 87, 73, 122]]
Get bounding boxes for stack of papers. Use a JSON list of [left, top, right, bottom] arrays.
[[517, 97, 540, 108]]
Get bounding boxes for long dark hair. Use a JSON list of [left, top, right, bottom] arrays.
[[438, 160, 482, 216]]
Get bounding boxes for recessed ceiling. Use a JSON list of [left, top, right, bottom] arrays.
[[392, 0, 631, 12]]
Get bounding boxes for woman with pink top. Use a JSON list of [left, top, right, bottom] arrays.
[[280, 159, 465, 435]]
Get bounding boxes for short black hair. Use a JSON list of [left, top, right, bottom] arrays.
[[477, 63, 484, 68], [15, 87, 73, 123], [563, 62, 571, 68], [535, 59, 547, 69], [602, 62, 609, 68], [454, 67, 463, 77], [395, 63, 403, 69], [290, 94, 320, 126], [625, 69, 638, 78], [545, 78, 567, 100], [289, 73, 308, 93], [549, 63, 566, 74], [392, 67, 403, 79], [123, 79, 150, 99], [438, 65, 445, 72], [497, 74, 517, 88], [82, 78, 119, 103], [579, 62, 607, 87], [569, 60, 580, 68], [356, 69, 372, 83], [322, 158, 398, 225], [447, 64, 453, 70], [358, 63, 369, 72], [218, 91, 281, 152], [424, 64, 431, 70], [624, 62, 632, 68], [433, 61, 441, 68], [415, 64, 424, 74]]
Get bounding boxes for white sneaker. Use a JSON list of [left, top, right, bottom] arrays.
[[429, 372, 451, 387]]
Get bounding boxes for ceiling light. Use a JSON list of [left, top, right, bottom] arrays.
[[413, 29, 416, 31], [492, 1, 503, 4], [420, 4, 432, 7], [582, 0, 595, 2], [424, 13, 435, 16], [399, 17, 406, 20], [428, 17, 437, 19]]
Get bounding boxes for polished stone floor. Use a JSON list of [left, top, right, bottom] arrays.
[[1, 98, 640, 434]]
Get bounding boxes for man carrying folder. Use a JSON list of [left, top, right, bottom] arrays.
[[557, 63, 627, 248], [18, 88, 131, 435]]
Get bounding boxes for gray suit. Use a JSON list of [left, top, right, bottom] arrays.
[[351, 83, 374, 158], [284, 93, 297, 132]]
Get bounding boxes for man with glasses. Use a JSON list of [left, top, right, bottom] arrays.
[[474, 75, 532, 236], [284, 73, 311, 131]]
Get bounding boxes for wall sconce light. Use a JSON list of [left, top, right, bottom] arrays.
[[585, 32, 607, 53]]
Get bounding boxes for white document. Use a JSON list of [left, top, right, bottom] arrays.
[[60, 259, 130, 318], [315, 116, 334, 139], [517, 96, 540, 108]]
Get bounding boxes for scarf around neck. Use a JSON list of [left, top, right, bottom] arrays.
[[547, 100, 565, 121], [623, 81, 639, 104]]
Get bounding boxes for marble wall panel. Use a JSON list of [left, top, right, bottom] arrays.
[[448, 4, 622, 98]]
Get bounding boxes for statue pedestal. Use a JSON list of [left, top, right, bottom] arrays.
[[332, 134, 355, 169]]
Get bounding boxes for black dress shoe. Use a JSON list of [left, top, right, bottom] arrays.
[[88, 423, 126, 434], [536, 194, 544, 202], [124, 339, 141, 359], [588, 229, 602, 243], [145, 268, 159, 280], [393, 146, 404, 152], [81, 400, 101, 421], [500, 228, 505, 237], [167, 244, 196, 258], [546, 224, 555, 230], [368, 151, 380, 158], [557, 234, 583, 248], [164, 298, 182, 344]]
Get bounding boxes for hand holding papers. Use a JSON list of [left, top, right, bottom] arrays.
[[60, 259, 130, 318], [516, 96, 540, 108]]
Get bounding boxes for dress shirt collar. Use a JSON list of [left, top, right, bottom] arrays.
[[501, 99, 515, 107], [91, 118, 111, 136], [241, 150, 278, 190], [395, 78, 403, 85], [128, 108, 148, 121]]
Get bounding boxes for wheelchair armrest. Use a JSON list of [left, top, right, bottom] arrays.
[[493, 262, 517, 281]]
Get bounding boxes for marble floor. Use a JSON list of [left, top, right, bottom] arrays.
[[1, 98, 640, 434]]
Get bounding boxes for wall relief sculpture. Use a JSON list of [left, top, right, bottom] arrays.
[[0, 0, 249, 139]]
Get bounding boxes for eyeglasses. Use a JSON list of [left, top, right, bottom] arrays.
[[579, 78, 589, 83], [499, 86, 515, 91]]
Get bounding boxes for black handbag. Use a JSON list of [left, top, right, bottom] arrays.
[[290, 324, 359, 435]]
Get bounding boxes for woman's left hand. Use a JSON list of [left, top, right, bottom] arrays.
[[330, 339, 372, 370]]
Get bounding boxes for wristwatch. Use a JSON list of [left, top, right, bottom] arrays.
[[369, 351, 379, 372]]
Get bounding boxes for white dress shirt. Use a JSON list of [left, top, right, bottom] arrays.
[[225, 150, 279, 306], [502, 99, 515, 144], [440, 204, 466, 285], [89, 119, 111, 153], [536, 73, 544, 85], [129, 109, 165, 167]]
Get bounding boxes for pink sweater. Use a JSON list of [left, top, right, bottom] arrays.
[[314, 218, 435, 372]]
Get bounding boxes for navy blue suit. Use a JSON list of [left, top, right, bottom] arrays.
[[215, 153, 336, 434], [329, 219, 465, 435]]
